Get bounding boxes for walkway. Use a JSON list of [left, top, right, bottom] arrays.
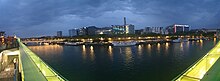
[[18, 38, 67, 81], [173, 41, 220, 81]]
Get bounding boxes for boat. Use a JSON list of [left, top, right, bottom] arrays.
[[182, 39, 188, 42], [112, 41, 137, 46], [64, 42, 83, 46], [172, 38, 181, 43]]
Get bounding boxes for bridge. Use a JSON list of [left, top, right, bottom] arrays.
[[0, 38, 68, 81], [22, 39, 64, 44], [173, 41, 220, 81]]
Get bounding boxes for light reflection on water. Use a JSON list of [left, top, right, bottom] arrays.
[[82, 45, 86, 60], [124, 47, 132, 66], [28, 40, 216, 81], [108, 46, 113, 61], [28, 45, 63, 56], [90, 46, 95, 61]]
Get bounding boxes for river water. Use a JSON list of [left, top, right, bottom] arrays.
[[28, 40, 217, 81]]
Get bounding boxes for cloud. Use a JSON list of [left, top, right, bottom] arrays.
[[0, 0, 220, 37]]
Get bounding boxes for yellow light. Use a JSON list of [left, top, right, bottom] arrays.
[[99, 32, 103, 34], [100, 37, 104, 40], [138, 37, 141, 39], [157, 36, 160, 38], [127, 37, 131, 39]]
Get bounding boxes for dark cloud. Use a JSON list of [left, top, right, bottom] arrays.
[[0, 0, 220, 37]]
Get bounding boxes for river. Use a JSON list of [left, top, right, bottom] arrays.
[[28, 40, 217, 81]]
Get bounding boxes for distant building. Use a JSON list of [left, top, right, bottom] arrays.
[[217, 29, 220, 38], [112, 17, 135, 34], [166, 24, 190, 34], [135, 29, 144, 35], [125, 24, 135, 34], [86, 26, 98, 35], [78, 27, 87, 36], [57, 31, 62, 37], [0, 31, 5, 37], [96, 27, 112, 35], [69, 29, 78, 37], [112, 24, 135, 34], [112, 25, 125, 34], [144, 27, 164, 34]]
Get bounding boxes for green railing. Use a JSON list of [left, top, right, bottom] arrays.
[[18, 38, 68, 81], [172, 41, 220, 81]]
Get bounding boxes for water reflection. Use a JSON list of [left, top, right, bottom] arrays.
[[180, 43, 183, 51], [124, 47, 132, 65], [108, 46, 113, 61], [165, 43, 169, 54], [214, 38, 216, 45], [200, 40, 203, 47], [28, 45, 63, 57], [157, 43, 161, 53], [82, 45, 86, 60], [90, 46, 95, 61], [137, 45, 143, 57], [147, 44, 151, 56]]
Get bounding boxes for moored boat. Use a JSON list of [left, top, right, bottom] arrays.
[[112, 41, 137, 46]]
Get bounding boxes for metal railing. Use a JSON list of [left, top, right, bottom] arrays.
[[172, 41, 220, 81]]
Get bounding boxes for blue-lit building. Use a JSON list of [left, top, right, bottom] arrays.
[[112, 25, 125, 34], [112, 24, 135, 34]]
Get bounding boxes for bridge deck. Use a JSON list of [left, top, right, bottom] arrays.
[[19, 47, 47, 81], [18, 38, 67, 81], [173, 41, 220, 81]]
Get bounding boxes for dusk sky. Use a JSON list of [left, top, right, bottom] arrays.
[[0, 0, 220, 37]]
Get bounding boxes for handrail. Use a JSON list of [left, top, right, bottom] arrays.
[[17, 38, 68, 81], [172, 41, 220, 81]]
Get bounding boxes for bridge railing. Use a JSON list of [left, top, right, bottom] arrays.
[[172, 41, 220, 81], [18, 38, 68, 81]]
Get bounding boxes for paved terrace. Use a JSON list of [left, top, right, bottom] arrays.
[[173, 41, 220, 81]]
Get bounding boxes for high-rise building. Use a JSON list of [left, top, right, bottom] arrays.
[[78, 27, 87, 36], [69, 29, 78, 37], [86, 26, 98, 35], [112, 17, 135, 34], [125, 24, 135, 34], [144, 27, 164, 34], [166, 24, 190, 34], [57, 31, 62, 37]]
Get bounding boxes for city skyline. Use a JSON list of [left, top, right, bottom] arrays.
[[0, 0, 220, 37]]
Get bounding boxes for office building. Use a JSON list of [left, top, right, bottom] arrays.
[[144, 27, 164, 34], [78, 27, 87, 36], [135, 29, 144, 35], [57, 31, 62, 37], [166, 24, 190, 34], [86, 26, 98, 35], [112, 17, 135, 34], [69, 29, 78, 37], [125, 24, 135, 34]]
